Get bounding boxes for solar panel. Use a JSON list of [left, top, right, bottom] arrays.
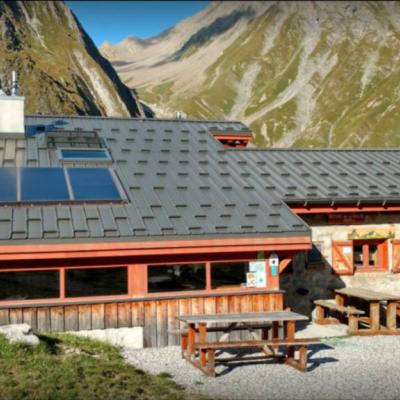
[[68, 168, 121, 201], [20, 168, 70, 201], [0, 168, 17, 202]]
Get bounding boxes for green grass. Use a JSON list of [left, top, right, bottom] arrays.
[[0, 333, 207, 400]]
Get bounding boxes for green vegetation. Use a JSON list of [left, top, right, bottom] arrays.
[[0, 333, 206, 400], [130, 2, 400, 149], [0, 1, 137, 116]]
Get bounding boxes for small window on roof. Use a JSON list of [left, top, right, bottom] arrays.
[[59, 148, 111, 162]]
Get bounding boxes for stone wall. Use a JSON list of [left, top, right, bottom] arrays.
[[281, 213, 400, 314]]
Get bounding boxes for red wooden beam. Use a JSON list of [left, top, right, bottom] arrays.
[[0, 236, 312, 261], [291, 205, 400, 215]]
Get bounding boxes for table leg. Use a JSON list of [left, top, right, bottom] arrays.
[[386, 301, 397, 331], [188, 323, 196, 356], [199, 323, 207, 366], [370, 301, 380, 332], [336, 293, 345, 306], [286, 320, 295, 342]]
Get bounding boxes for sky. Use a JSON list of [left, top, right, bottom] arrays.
[[66, 1, 210, 47]]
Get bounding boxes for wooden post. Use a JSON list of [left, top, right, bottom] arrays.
[[188, 323, 196, 355], [386, 301, 397, 331], [199, 323, 207, 365], [335, 293, 345, 306], [370, 302, 380, 332]]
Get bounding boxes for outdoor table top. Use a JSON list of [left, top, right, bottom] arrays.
[[177, 311, 308, 324], [335, 288, 400, 302]]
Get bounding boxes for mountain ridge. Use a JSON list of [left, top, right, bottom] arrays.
[[101, 1, 400, 148], [0, 1, 143, 117]]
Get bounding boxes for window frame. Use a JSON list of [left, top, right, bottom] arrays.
[[58, 148, 112, 163], [145, 258, 271, 298], [0, 264, 132, 307], [352, 239, 388, 272]]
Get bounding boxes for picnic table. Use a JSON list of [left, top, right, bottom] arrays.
[[335, 288, 400, 335], [177, 311, 319, 376]]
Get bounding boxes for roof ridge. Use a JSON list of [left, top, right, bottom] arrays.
[[226, 147, 400, 152], [25, 114, 245, 125]]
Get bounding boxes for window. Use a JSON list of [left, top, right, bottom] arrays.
[[59, 149, 111, 162], [65, 267, 128, 297], [353, 239, 387, 270], [148, 264, 206, 293], [211, 262, 250, 289], [68, 168, 122, 201], [0, 270, 59, 301]]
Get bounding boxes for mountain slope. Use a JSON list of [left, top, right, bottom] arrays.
[[0, 1, 143, 117], [101, 1, 400, 147]]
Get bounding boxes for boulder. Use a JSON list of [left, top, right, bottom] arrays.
[[0, 323, 40, 346]]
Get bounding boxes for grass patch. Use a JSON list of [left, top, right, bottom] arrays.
[[0, 333, 207, 400]]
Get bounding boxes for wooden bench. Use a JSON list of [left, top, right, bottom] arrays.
[[314, 300, 364, 333], [178, 323, 273, 356], [194, 338, 320, 376]]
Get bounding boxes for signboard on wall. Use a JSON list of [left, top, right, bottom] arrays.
[[249, 260, 267, 288], [328, 214, 365, 225]]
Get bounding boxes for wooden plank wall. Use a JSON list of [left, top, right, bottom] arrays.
[[0, 293, 283, 347]]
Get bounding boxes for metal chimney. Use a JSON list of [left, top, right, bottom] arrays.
[[0, 70, 25, 138], [11, 71, 19, 96]]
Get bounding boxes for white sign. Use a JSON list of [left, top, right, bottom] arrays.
[[246, 272, 257, 288], [249, 260, 267, 288], [269, 252, 279, 267]]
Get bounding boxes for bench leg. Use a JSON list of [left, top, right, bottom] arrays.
[[285, 346, 308, 372], [207, 349, 216, 377], [348, 315, 358, 334], [370, 302, 380, 332], [314, 304, 325, 323], [387, 302, 397, 331], [200, 349, 207, 367], [298, 346, 308, 371]]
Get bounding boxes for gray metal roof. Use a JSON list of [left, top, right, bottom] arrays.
[[0, 115, 308, 243], [3, 114, 400, 244], [228, 148, 400, 205]]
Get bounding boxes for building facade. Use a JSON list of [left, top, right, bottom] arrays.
[[0, 110, 399, 346]]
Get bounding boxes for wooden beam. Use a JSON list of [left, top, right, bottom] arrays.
[[279, 258, 293, 273]]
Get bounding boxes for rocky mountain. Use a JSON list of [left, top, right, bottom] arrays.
[[101, 1, 400, 147], [0, 1, 143, 117]]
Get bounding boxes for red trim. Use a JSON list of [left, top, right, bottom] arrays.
[[0, 236, 311, 261], [291, 205, 400, 215], [212, 134, 252, 141]]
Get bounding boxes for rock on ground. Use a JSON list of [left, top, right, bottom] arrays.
[[0, 324, 39, 346], [70, 327, 143, 349]]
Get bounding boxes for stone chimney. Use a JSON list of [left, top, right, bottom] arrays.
[[0, 71, 25, 139]]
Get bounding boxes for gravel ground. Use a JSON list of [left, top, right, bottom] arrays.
[[123, 336, 400, 400]]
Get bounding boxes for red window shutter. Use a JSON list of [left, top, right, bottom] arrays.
[[392, 240, 400, 273], [332, 241, 354, 275]]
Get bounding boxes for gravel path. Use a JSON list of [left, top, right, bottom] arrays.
[[123, 336, 400, 400]]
